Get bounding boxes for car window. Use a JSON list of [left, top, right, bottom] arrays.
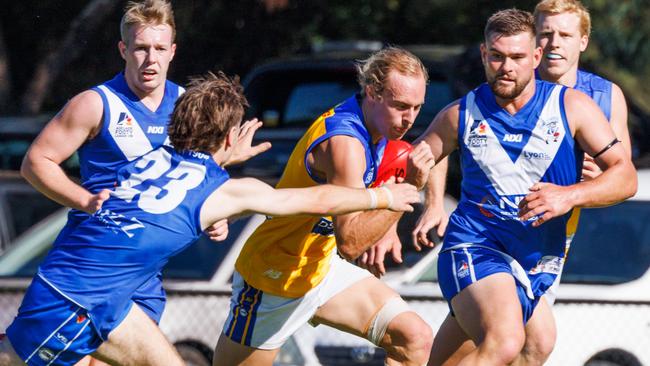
[[163, 216, 253, 280], [415, 81, 454, 128], [5, 191, 61, 239], [284, 82, 357, 125], [561, 201, 650, 284]]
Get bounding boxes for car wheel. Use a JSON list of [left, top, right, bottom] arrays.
[[584, 348, 642, 366], [175, 343, 212, 366]]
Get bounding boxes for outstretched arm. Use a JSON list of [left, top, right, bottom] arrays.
[[199, 176, 420, 230], [21, 91, 110, 213], [519, 89, 637, 226]]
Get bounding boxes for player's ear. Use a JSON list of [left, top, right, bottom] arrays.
[[365, 85, 377, 100], [579, 34, 589, 52], [225, 126, 238, 149], [118, 40, 127, 60], [479, 43, 487, 66]]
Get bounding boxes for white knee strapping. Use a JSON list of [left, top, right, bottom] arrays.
[[366, 296, 411, 346]]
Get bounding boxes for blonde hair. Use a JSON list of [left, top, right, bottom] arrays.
[[534, 0, 591, 37], [356, 47, 428, 97], [120, 0, 176, 44]]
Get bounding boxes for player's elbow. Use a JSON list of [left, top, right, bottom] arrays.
[[20, 153, 35, 181], [336, 237, 364, 261]]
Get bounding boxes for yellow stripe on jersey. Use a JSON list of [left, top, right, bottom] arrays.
[[564, 207, 581, 259]]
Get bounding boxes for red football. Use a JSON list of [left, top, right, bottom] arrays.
[[372, 140, 413, 187]]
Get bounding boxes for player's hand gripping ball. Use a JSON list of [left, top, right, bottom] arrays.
[[372, 140, 413, 187]]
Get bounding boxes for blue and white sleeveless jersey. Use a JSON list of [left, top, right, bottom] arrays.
[[575, 69, 612, 121], [444, 81, 582, 274], [80, 72, 185, 192], [38, 145, 228, 340]]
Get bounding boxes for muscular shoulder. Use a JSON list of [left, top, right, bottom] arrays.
[[57, 90, 104, 135], [563, 88, 607, 134]]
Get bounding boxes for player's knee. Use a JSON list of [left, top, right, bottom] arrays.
[[483, 328, 525, 364], [521, 331, 556, 365], [371, 301, 432, 364], [395, 316, 433, 362]]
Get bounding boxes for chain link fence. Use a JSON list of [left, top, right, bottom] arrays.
[[2, 286, 649, 366]]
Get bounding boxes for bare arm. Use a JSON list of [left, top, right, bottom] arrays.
[[411, 101, 460, 248], [519, 89, 637, 226], [199, 176, 419, 230], [310, 135, 433, 261], [20, 91, 109, 213], [582, 83, 631, 179]]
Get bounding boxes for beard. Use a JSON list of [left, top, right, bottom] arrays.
[[486, 72, 530, 100]]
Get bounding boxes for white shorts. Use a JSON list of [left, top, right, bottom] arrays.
[[222, 253, 371, 349]]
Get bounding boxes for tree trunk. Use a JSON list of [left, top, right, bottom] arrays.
[[20, 0, 120, 115]]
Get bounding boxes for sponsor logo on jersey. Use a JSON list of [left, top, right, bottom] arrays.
[[311, 217, 334, 236], [55, 332, 69, 345], [522, 150, 552, 160], [76, 314, 87, 323], [365, 167, 375, 185], [191, 151, 210, 160], [529, 256, 563, 275], [468, 120, 488, 147], [115, 112, 134, 138], [95, 208, 145, 238], [503, 134, 523, 143], [457, 261, 470, 278], [263, 268, 283, 280], [38, 348, 55, 362], [147, 126, 165, 134], [541, 118, 561, 144]]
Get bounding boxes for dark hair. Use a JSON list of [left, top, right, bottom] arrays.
[[168, 71, 248, 153], [484, 9, 535, 41]]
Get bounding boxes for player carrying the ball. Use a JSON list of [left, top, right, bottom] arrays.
[[0, 72, 421, 366], [215, 47, 436, 365]]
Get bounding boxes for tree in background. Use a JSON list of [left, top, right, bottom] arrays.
[[0, 0, 647, 157]]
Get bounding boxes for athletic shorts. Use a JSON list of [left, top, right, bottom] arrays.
[[438, 244, 547, 323], [6, 276, 111, 366], [131, 272, 166, 324], [222, 253, 372, 349]]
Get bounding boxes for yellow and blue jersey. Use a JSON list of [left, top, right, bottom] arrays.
[[235, 95, 383, 298]]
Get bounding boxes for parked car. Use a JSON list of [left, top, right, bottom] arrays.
[[233, 42, 465, 189], [304, 169, 650, 366], [0, 171, 61, 253]]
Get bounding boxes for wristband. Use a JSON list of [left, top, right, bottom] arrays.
[[380, 186, 394, 209], [368, 188, 378, 209]]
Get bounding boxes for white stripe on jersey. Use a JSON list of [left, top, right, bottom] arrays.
[[97, 85, 153, 161], [463, 85, 566, 196]]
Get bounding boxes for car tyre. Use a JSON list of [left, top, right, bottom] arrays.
[[175, 343, 212, 366], [584, 348, 642, 366]]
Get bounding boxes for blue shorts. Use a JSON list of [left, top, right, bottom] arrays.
[[132, 272, 166, 324], [6, 276, 108, 366], [438, 245, 543, 323]]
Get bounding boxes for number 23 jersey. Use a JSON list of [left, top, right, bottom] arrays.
[[37, 146, 228, 339]]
